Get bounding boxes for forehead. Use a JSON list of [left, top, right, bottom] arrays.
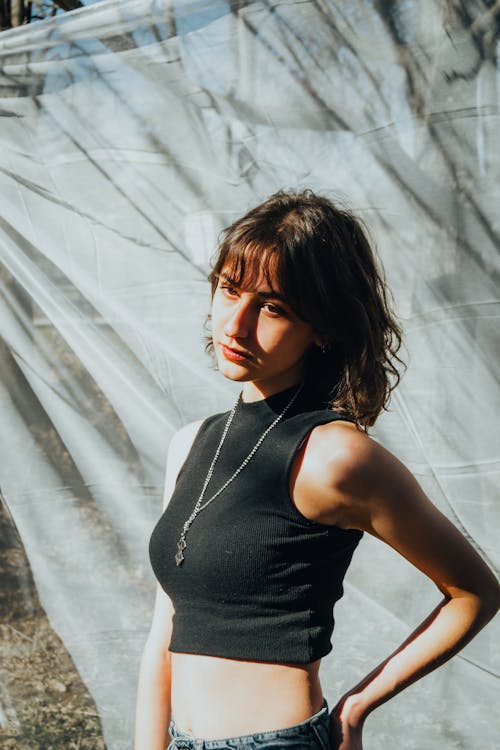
[[219, 243, 283, 295], [219, 267, 280, 295]]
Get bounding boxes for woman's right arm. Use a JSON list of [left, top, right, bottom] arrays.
[[134, 420, 203, 750], [134, 585, 174, 750]]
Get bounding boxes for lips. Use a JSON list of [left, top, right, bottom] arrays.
[[220, 344, 252, 363]]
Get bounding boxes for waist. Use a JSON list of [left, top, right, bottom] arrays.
[[169, 700, 330, 749], [170, 652, 324, 738]]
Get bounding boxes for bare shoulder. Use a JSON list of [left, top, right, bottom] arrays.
[[308, 419, 380, 477], [303, 419, 390, 492], [295, 419, 419, 529]]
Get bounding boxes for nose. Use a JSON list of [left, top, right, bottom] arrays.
[[223, 298, 253, 339]]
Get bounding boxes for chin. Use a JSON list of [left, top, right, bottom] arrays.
[[217, 360, 252, 382], [218, 366, 251, 383]]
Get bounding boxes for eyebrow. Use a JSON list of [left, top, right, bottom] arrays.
[[218, 273, 287, 303]]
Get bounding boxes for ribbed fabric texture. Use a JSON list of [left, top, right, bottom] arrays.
[[149, 383, 363, 665]]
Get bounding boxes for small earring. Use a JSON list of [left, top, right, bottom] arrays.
[[320, 343, 329, 355]]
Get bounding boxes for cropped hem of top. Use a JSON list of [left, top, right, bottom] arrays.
[[149, 381, 363, 666]]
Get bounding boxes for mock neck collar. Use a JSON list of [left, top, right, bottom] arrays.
[[236, 380, 327, 420], [239, 382, 302, 414]]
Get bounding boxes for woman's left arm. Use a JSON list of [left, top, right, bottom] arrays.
[[314, 426, 500, 749]]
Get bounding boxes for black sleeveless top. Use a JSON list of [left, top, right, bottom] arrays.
[[149, 383, 363, 665]]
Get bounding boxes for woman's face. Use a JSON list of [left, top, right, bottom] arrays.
[[211, 265, 319, 400]]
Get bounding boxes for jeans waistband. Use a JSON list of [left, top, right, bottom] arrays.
[[169, 700, 329, 749]]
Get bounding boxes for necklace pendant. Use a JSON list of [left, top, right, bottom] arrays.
[[175, 537, 187, 566], [175, 548, 185, 566]]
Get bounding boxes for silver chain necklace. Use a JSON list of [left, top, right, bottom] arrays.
[[175, 383, 303, 566]]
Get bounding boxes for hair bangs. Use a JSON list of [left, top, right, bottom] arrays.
[[211, 238, 288, 300]]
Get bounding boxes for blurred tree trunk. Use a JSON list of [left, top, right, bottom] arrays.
[[11, 1, 26, 27], [0, 1, 83, 31], [1, 1, 29, 28]]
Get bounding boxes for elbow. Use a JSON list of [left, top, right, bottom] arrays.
[[445, 573, 500, 628], [473, 576, 500, 626], [483, 582, 500, 621]]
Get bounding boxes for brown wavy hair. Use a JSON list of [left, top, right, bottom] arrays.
[[207, 190, 405, 428]]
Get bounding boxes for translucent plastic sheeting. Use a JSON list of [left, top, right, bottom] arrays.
[[0, 1, 498, 748]]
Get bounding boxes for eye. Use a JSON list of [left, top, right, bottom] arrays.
[[219, 283, 239, 298], [262, 302, 286, 317]]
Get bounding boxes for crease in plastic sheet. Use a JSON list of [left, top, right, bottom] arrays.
[[0, 1, 498, 748]]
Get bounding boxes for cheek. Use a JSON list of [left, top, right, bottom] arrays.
[[286, 328, 316, 359], [259, 324, 313, 357], [254, 320, 286, 349]]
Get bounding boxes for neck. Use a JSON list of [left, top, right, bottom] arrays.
[[241, 375, 304, 404]]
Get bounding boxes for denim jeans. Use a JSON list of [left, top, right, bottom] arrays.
[[167, 701, 332, 750]]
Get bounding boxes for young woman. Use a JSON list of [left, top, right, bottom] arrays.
[[136, 191, 499, 750]]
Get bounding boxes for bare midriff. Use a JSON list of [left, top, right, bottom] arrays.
[[170, 652, 324, 739]]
